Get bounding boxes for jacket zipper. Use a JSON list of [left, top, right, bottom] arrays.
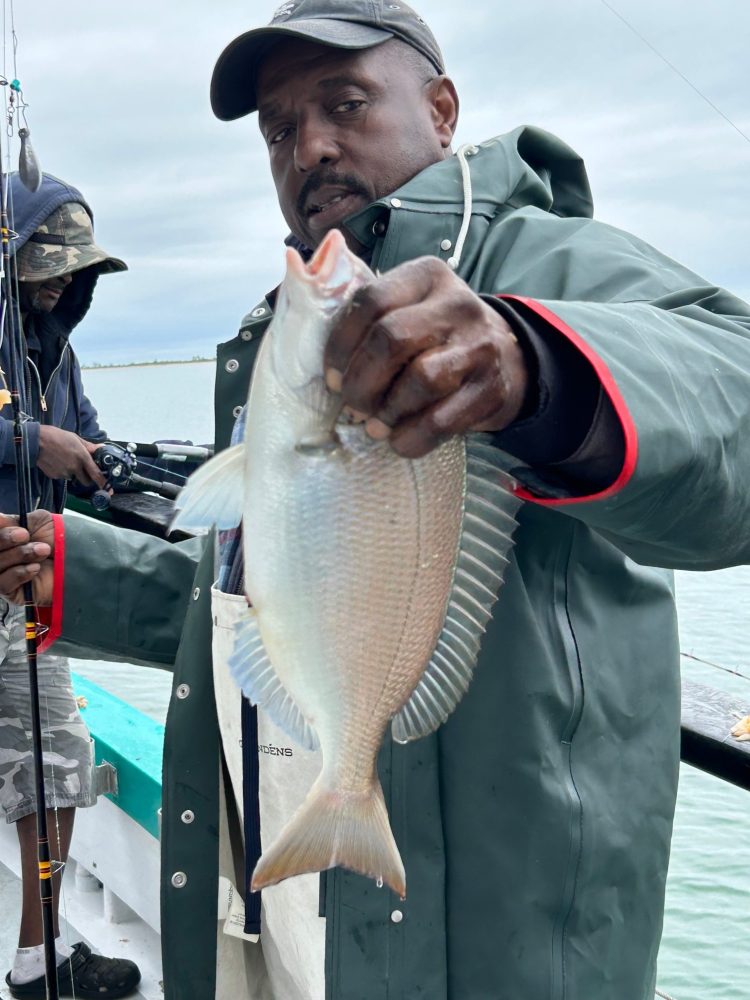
[[26, 343, 69, 414], [26, 357, 47, 411], [25, 343, 70, 511]]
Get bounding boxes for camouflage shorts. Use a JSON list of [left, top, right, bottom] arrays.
[[0, 600, 95, 823]]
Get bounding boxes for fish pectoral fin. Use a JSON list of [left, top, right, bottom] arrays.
[[392, 437, 522, 744], [171, 443, 245, 532], [230, 611, 320, 752]]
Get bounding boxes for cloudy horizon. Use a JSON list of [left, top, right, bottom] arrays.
[[7, 0, 750, 365]]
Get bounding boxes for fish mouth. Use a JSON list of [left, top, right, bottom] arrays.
[[309, 228, 345, 278]]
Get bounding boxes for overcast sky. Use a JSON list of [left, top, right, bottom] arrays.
[[7, 0, 750, 364]]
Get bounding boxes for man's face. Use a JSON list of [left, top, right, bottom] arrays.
[[19, 272, 73, 314], [256, 39, 455, 251]]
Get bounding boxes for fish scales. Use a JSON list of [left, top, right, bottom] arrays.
[[172, 228, 520, 898], [245, 424, 465, 794]]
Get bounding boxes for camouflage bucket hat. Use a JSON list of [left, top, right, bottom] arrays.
[[15, 202, 127, 281]]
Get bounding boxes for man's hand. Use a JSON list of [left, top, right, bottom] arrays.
[[324, 257, 529, 458], [37, 426, 106, 487], [0, 511, 54, 606]]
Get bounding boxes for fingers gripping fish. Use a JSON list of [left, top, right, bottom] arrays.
[[172, 229, 521, 898]]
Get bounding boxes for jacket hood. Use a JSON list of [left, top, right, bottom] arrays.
[[8, 172, 107, 334], [345, 126, 594, 251], [240, 127, 595, 333]]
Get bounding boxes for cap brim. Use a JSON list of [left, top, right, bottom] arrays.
[[94, 255, 128, 275], [211, 20, 393, 121], [17, 243, 127, 281]]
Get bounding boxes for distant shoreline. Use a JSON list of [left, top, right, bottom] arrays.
[[82, 357, 214, 371]]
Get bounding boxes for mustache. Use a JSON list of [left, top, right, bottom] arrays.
[[297, 171, 371, 216]]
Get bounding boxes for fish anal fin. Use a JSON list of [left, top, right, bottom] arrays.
[[229, 611, 319, 752], [392, 438, 521, 744]]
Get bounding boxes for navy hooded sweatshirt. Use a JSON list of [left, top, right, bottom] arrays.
[[0, 173, 108, 514]]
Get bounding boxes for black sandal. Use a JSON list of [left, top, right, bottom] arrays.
[[5, 942, 141, 999]]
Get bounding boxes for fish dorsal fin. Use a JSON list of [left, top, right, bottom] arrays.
[[391, 439, 521, 744], [229, 611, 320, 752], [171, 444, 245, 532]]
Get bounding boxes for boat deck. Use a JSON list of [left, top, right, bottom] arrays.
[[0, 819, 162, 999], [0, 672, 165, 999]]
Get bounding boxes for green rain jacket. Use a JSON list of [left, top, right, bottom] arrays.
[[46, 128, 750, 1000]]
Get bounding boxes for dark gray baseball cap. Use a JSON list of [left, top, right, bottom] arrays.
[[211, 0, 445, 121]]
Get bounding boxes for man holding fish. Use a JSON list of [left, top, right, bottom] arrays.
[[1, 2, 750, 999]]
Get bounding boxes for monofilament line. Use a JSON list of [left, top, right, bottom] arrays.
[[598, 0, 750, 148]]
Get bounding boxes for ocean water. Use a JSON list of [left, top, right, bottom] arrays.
[[73, 361, 750, 1000]]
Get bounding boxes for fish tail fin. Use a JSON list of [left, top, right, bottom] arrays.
[[251, 776, 405, 897]]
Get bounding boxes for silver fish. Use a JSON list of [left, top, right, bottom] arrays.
[[173, 228, 521, 897]]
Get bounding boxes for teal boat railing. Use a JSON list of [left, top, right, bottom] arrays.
[[70, 673, 164, 839]]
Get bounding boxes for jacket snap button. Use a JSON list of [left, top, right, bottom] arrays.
[[390, 909, 403, 923], [390, 197, 402, 209], [232, 405, 243, 418], [171, 871, 187, 888], [176, 683, 190, 700], [193, 587, 201, 601], [440, 239, 452, 251], [372, 219, 386, 237], [181, 810, 195, 824], [251, 307, 266, 318], [225, 359, 239, 373], [241, 329, 253, 341]]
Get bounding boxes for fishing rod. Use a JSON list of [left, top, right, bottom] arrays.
[[115, 440, 214, 463], [0, 80, 60, 998]]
